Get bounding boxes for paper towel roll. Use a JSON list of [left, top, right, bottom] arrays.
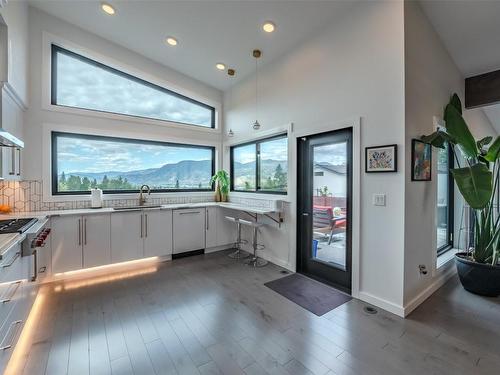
[[91, 188, 103, 208]]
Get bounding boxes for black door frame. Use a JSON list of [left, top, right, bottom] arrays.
[[296, 127, 353, 294]]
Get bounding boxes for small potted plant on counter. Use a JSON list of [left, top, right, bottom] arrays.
[[211, 170, 230, 202], [422, 93, 500, 296]]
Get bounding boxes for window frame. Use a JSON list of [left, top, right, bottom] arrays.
[[230, 134, 288, 195], [51, 44, 216, 129], [437, 143, 454, 255], [51, 131, 216, 196]]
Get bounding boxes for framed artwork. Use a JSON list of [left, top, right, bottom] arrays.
[[365, 144, 397, 173], [411, 139, 432, 181]]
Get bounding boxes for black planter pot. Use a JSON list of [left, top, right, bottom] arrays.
[[455, 252, 500, 297]]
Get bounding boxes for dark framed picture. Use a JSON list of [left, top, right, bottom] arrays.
[[365, 144, 397, 173], [411, 139, 432, 181]]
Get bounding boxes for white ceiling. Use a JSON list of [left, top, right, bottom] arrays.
[[419, 0, 500, 133], [29, 0, 355, 92]]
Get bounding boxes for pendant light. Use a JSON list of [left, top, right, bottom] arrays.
[[227, 68, 235, 137], [252, 49, 262, 130]]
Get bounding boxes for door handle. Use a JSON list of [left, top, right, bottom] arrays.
[[302, 213, 310, 216], [16, 148, 21, 176], [179, 211, 201, 215], [2, 252, 20, 268], [84, 218, 87, 245], [0, 320, 23, 350], [0, 281, 21, 303], [78, 219, 81, 245], [9, 148, 15, 175]]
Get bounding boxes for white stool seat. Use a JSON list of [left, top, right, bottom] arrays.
[[225, 216, 249, 259]]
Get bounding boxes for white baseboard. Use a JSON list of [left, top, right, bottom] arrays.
[[403, 264, 457, 317], [357, 291, 405, 317]]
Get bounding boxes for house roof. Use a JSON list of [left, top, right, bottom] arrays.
[[314, 163, 347, 175]]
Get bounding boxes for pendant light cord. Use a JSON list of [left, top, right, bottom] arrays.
[[255, 56, 258, 121]]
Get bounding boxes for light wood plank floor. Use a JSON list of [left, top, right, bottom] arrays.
[[7, 250, 500, 375]]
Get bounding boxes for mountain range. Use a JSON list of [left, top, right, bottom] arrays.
[[61, 159, 288, 186]]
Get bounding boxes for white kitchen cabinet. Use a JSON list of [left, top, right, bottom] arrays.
[[111, 210, 143, 263], [51, 215, 83, 274], [1, 91, 23, 180], [216, 207, 238, 247], [173, 209, 205, 254], [143, 209, 173, 258], [205, 206, 218, 248], [51, 214, 111, 273], [82, 214, 111, 268]]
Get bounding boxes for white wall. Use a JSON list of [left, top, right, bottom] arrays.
[[24, 7, 222, 188], [224, 1, 407, 312], [0, 0, 29, 105], [403, 1, 497, 314]]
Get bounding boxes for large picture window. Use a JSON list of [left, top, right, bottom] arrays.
[[437, 143, 454, 254], [230, 135, 288, 194], [52, 132, 215, 195], [51, 45, 215, 128]]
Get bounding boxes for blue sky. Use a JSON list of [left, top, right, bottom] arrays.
[[57, 136, 212, 173], [56, 51, 212, 127]]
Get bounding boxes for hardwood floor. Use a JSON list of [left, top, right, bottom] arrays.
[[6, 250, 500, 375]]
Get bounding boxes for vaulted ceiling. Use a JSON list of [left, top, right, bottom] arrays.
[[420, 0, 500, 133], [29, 0, 355, 91]]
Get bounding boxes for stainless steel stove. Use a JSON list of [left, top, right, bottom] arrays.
[[0, 218, 38, 234]]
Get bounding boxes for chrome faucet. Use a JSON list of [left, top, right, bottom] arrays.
[[139, 184, 151, 206]]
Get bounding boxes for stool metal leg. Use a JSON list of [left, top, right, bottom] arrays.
[[245, 226, 267, 267], [228, 221, 249, 259]]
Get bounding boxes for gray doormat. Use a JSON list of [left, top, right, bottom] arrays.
[[264, 273, 352, 316]]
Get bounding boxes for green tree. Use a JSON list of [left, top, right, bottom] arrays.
[[66, 175, 83, 191], [274, 164, 287, 190], [100, 175, 110, 190], [175, 179, 180, 189], [60, 172, 67, 184], [81, 177, 91, 191]]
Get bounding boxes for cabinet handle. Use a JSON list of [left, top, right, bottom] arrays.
[[206, 210, 209, 230], [9, 148, 15, 175], [0, 320, 23, 350], [16, 148, 20, 176], [140, 215, 143, 238], [2, 252, 20, 268], [145, 214, 148, 238], [84, 218, 87, 245], [78, 219, 81, 245], [0, 281, 21, 303], [179, 211, 201, 215]]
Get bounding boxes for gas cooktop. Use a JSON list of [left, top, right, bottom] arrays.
[[0, 218, 37, 234]]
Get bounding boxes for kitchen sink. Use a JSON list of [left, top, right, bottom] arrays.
[[113, 205, 162, 211]]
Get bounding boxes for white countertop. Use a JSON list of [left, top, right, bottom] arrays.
[[0, 233, 25, 258], [1, 201, 279, 219]]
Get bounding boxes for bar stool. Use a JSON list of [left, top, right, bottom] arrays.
[[225, 216, 249, 259], [239, 220, 267, 267]]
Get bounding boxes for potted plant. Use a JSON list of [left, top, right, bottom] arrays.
[[211, 170, 230, 202], [422, 94, 500, 296]]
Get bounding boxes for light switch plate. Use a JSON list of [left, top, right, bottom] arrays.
[[373, 194, 386, 206]]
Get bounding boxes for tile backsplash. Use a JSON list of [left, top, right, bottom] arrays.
[[0, 180, 216, 212]]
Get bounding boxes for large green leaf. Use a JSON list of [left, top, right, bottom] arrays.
[[449, 93, 462, 115], [421, 130, 455, 149], [444, 104, 477, 160], [485, 136, 500, 162], [477, 136, 493, 151], [451, 164, 492, 209]]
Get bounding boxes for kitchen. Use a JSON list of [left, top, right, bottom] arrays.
[[1, 1, 499, 375]]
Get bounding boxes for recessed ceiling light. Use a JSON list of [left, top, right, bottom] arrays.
[[216, 63, 226, 71], [165, 37, 178, 46], [263, 21, 275, 33], [101, 3, 115, 15]]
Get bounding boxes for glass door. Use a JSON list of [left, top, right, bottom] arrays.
[[297, 128, 352, 292]]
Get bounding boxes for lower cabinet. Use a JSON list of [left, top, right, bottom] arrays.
[[205, 206, 218, 248], [110, 211, 143, 263], [143, 209, 173, 258], [51, 214, 111, 273], [173, 208, 206, 254], [111, 209, 173, 263]]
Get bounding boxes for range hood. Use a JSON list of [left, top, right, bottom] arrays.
[[0, 129, 24, 148]]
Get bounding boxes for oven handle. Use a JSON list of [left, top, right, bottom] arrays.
[[32, 248, 37, 282], [2, 252, 20, 268]]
